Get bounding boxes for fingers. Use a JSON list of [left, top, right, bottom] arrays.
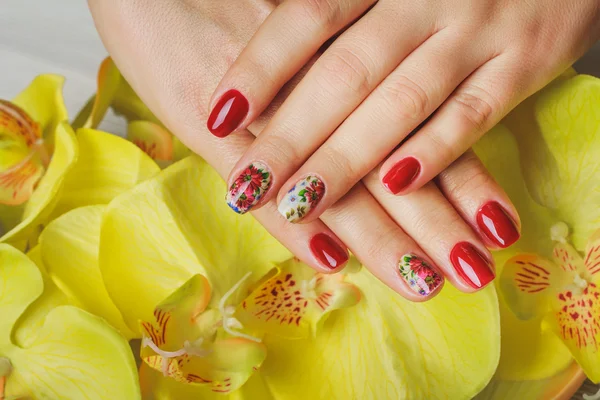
[[436, 150, 521, 249], [225, 4, 436, 216], [320, 184, 445, 301], [198, 129, 351, 274], [362, 170, 496, 292], [379, 53, 530, 195], [276, 29, 487, 223], [207, 0, 376, 137]]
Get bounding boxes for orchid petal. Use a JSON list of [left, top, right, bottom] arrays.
[[127, 120, 174, 162], [237, 258, 361, 339], [50, 128, 159, 218], [260, 268, 500, 399], [39, 205, 136, 338], [584, 229, 600, 277]]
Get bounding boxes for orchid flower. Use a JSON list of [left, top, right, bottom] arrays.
[[472, 72, 600, 394], [73, 57, 190, 164]]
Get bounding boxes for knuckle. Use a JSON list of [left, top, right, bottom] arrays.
[[379, 75, 430, 121], [320, 143, 365, 183], [443, 153, 496, 200], [258, 133, 302, 167], [299, 0, 345, 29], [364, 225, 399, 261], [421, 130, 456, 167], [452, 88, 497, 132], [318, 47, 373, 98]]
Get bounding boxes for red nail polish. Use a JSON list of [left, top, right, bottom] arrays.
[[310, 233, 349, 270], [382, 157, 421, 194], [476, 202, 520, 248], [450, 242, 495, 289], [207, 89, 249, 138]]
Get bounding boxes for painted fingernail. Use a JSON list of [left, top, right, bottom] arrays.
[[382, 157, 421, 194], [450, 242, 495, 289], [477, 202, 520, 248], [278, 175, 325, 223], [310, 233, 349, 270], [226, 162, 271, 214], [398, 254, 443, 296], [207, 89, 249, 138]]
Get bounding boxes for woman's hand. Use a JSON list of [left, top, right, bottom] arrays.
[[210, 0, 600, 224], [88, 0, 520, 300]]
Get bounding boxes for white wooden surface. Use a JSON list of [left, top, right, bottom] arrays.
[[0, 1, 599, 398]]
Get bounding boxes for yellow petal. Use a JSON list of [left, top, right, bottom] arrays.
[[39, 205, 136, 338], [495, 296, 572, 381], [140, 274, 266, 393], [100, 156, 291, 332], [238, 258, 360, 339], [12, 245, 70, 348], [11, 74, 68, 141], [504, 74, 600, 250], [260, 268, 500, 399], [140, 363, 274, 400], [500, 254, 568, 320], [50, 128, 159, 218], [0, 122, 78, 245], [0, 244, 141, 399], [127, 120, 174, 162]]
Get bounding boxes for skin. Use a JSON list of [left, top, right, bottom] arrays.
[[88, 0, 522, 301], [214, 0, 600, 224]]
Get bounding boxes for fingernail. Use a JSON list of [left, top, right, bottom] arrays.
[[476, 201, 520, 248], [398, 254, 444, 296], [207, 89, 249, 138], [278, 175, 325, 223], [226, 162, 271, 214], [450, 242, 495, 289], [310, 233, 349, 270], [382, 157, 421, 194]]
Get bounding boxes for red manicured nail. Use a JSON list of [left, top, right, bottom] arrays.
[[382, 157, 421, 194], [476, 202, 520, 248], [450, 242, 495, 289], [310, 233, 349, 270], [207, 89, 249, 138]]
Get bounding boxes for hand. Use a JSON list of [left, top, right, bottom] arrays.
[[88, 0, 520, 300], [209, 0, 600, 225]]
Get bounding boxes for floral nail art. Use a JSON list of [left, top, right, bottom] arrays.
[[226, 162, 271, 214], [278, 175, 325, 223], [398, 254, 443, 296]]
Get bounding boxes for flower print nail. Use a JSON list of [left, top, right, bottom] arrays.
[[278, 175, 325, 223], [226, 162, 271, 214], [398, 254, 443, 296]]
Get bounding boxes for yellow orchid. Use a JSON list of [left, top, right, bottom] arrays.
[[0, 243, 140, 399], [0, 75, 75, 247], [472, 72, 600, 392], [43, 154, 501, 399], [0, 75, 160, 251], [73, 57, 190, 164]]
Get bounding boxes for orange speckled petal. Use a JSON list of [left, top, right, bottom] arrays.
[[0, 149, 44, 206], [553, 242, 586, 274], [585, 229, 600, 277], [0, 100, 42, 147], [127, 121, 173, 162], [500, 254, 569, 320], [237, 258, 361, 339], [546, 281, 600, 382]]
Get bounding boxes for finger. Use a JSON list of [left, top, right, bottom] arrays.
[[206, 0, 376, 138], [227, 4, 436, 217], [277, 29, 487, 223], [436, 150, 521, 249], [199, 128, 351, 273], [379, 53, 534, 195], [321, 183, 445, 301], [363, 171, 496, 292]]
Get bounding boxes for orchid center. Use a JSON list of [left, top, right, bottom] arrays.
[[0, 357, 11, 398]]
